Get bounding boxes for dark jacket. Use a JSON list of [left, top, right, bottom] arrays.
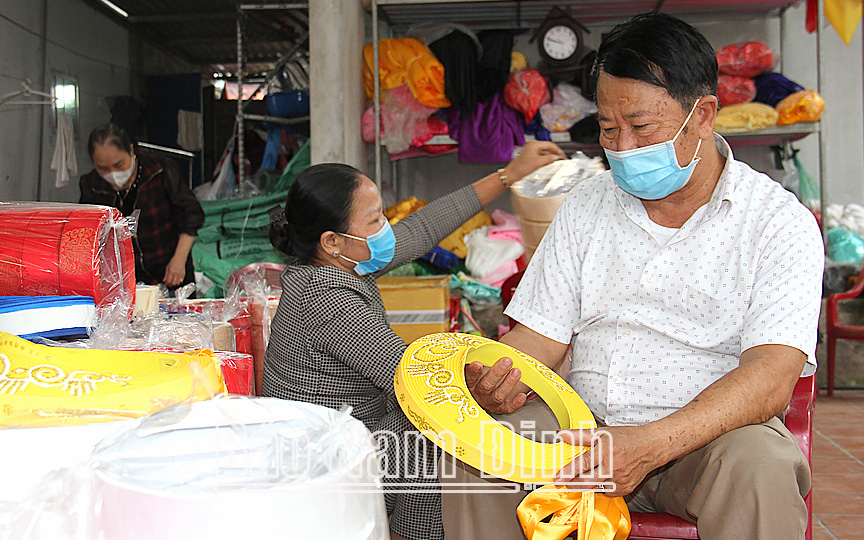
[[79, 151, 204, 286]]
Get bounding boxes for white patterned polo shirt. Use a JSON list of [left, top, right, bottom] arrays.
[[505, 135, 824, 426]]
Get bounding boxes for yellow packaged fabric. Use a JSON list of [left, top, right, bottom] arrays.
[[363, 38, 450, 108], [438, 210, 492, 258], [511, 51, 528, 72], [0, 332, 226, 427], [385, 196, 427, 225], [775, 89, 826, 126], [714, 102, 779, 133], [825, 0, 863, 46]]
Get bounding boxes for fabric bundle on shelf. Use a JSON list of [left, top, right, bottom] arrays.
[[0, 203, 135, 311], [476, 29, 514, 103], [448, 93, 525, 163], [362, 38, 450, 108]]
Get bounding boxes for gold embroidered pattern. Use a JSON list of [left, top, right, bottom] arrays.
[[0, 353, 131, 397], [406, 334, 482, 424], [59, 227, 95, 276]]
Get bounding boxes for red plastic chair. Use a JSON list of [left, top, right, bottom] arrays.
[[500, 271, 815, 540], [225, 262, 287, 294], [825, 266, 864, 396]]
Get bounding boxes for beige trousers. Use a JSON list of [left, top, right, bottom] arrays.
[[441, 399, 810, 540]]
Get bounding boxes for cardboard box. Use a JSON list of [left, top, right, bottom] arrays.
[[376, 275, 450, 344]]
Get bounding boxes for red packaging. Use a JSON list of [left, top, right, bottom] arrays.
[[504, 69, 551, 123], [716, 42, 775, 78], [718, 74, 756, 107], [0, 203, 135, 310]]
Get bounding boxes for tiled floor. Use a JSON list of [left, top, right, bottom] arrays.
[[812, 389, 864, 539]]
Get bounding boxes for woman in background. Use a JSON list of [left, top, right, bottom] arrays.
[[80, 123, 204, 291], [264, 141, 564, 540]]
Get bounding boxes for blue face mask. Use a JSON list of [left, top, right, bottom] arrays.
[[338, 221, 396, 276], [604, 101, 703, 200]]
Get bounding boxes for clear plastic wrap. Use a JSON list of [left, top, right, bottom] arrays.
[[0, 397, 388, 540], [512, 152, 606, 198], [718, 74, 756, 107], [775, 89, 825, 126], [716, 41, 777, 78], [464, 226, 524, 284], [539, 83, 597, 132], [504, 69, 551, 123], [0, 331, 226, 428], [0, 202, 136, 313]]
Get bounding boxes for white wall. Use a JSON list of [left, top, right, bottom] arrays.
[[0, 0, 130, 203]]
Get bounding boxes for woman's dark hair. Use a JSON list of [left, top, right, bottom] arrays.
[[87, 123, 133, 158], [589, 13, 718, 110], [269, 163, 362, 264]]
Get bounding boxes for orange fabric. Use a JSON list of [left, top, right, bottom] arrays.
[[775, 90, 826, 126], [406, 52, 451, 108], [363, 38, 449, 108], [517, 486, 631, 540]]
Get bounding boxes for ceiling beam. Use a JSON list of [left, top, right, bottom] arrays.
[[127, 12, 236, 23]]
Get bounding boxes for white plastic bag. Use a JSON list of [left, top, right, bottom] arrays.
[[464, 226, 524, 280], [512, 152, 606, 198], [539, 83, 598, 132]]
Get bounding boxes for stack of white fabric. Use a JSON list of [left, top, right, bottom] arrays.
[[826, 203, 864, 236]]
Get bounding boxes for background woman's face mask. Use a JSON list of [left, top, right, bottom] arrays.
[[603, 100, 702, 200], [100, 155, 137, 190], [338, 221, 396, 276]]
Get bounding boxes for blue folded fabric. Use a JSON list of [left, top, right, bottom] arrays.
[[0, 296, 96, 340]]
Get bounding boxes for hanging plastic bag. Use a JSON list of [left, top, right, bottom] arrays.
[[538, 83, 598, 132], [793, 150, 820, 212], [716, 41, 777, 78], [504, 69, 551, 124], [775, 90, 825, 126]]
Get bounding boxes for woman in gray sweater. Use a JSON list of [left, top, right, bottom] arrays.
[[263, 141, 563, 540]]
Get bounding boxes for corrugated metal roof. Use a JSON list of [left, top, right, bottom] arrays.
[[86, 0, 308, 76]]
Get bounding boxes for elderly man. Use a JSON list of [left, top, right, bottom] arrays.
[[446, 12, 823, 540]]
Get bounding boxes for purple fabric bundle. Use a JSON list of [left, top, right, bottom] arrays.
[[448, 94, 525, 163], [753, 72, 804, 107]]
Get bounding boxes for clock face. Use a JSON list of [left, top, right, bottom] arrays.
[[542, 24, 578, 61]]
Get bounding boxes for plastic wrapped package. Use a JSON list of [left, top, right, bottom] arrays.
[[0, 331, 225, 428], [510, 155, 606, 262], [504, 69, 551, 123], [717, 74, 756, 107], [827, 227, 864, 264], [714, 102, 779, 133], [539, 83, 598, 132], [775, 89, 825, 126], [464, 226, 523, 286], [716, 41, 776, 78], [121, 346, 253, 396], [0, 202, 135, 312], [0, 398, 388, 540]]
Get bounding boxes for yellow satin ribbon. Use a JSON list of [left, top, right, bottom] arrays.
[[518, 485, 631, 540]]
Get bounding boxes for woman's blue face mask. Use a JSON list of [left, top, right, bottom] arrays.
[[338, 221, 396, 276], [603, 100, 702, 200]]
